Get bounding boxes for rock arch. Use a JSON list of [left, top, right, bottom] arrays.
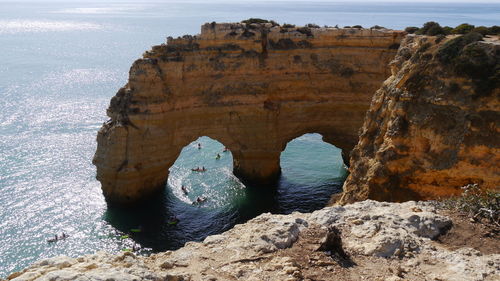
[[93, 22, 405, 205]]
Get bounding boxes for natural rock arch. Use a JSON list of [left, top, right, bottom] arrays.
[[93, 22, 405, 205]]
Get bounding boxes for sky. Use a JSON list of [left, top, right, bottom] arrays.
[[1, 0, 499, 2]]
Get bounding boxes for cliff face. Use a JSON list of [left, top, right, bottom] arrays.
[[93, 22, 404, 205], [340, 34, 500, 203]]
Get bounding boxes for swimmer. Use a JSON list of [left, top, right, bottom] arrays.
[[181, 185, 188, 194], [216, 153, 221, 160]]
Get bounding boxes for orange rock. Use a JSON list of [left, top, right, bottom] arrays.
[[339, 35, 500, 204], [93, 22, 404, 205]]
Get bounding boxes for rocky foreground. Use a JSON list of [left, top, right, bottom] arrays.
[[5, 200, 499, 281]]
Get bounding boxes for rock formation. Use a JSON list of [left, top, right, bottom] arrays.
[[6, 201, 499, 281], [93, 22, 404, 205], [340, 34, 500, 203]]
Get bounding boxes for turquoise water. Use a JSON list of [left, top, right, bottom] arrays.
[[1, 0, 499, 277]]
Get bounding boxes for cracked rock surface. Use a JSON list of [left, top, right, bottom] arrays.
[[5, 200, 499, 281]]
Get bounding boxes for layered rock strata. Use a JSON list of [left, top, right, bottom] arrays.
[[339, 34, 500, 203], [93, 22, 404, 205], [6, 201, 499, 281]]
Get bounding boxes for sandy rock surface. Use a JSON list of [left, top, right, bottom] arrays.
[[5, 200, 499, 281]]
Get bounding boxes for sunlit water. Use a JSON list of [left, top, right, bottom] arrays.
[[1, 0, 499, 277]]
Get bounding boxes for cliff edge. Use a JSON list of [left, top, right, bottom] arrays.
[[6, 200, 499, 281], [340, 33, 500, 203]]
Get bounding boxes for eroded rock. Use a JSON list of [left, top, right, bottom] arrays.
[[340, 34, 500, 203], [7, 201, 498, 281]]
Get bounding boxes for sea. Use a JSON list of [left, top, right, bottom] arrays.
[[1, 0, 499, 277]]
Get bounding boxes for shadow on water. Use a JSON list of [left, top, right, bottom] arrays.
[[104, 180, 344, 252], [103, 134, 347, 252]]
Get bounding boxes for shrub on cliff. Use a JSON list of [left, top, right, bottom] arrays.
[[439, 184, 499, 227], [282, 23, 295, 28], [405, 26, 420, 34], [472, 26, 490, 36], [437, 32, 499, 96], [296, 26, 313, 36], [241, 18, 270, 24], [417, 21, 445, 36], [306, 23, 320, 28], [487, 25, 500, 35], [436, 31, 483, 63], [452, 23, 475, 34]]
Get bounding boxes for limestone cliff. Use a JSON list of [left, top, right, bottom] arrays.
[[93, 22, 404, 205], [340, 34, 500, 203], [6, 201, 499, 281]]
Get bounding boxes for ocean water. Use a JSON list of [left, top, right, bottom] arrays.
[[1, 0, 499, 277]]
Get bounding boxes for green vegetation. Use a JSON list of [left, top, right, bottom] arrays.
[[436, 32, 483, 62], [436, 31, 498, 96], [282, 23, 295, 28], [352, 25, 363, 29], [416, 21, 445, 36], [241, 18, 270, 24], [306, 23, 320, 28], [405, 26, 419, 34], [370, 25, 385, 29], [408, 22, 500, 36], [439, 184, 499, 227], [452, 23, 475, 34]]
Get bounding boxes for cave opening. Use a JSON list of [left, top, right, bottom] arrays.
[[104, 134, 348, 252], [166, 136, 244, 208], [276, 133, 348, 213]]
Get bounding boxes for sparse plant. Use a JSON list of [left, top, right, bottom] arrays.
[[282, 23, 295, 28], [439, 184, 499, 227], [352, 25, 363, 29]]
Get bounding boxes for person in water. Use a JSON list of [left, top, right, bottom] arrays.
[[223, 147, 228, 152], [181, 185, 188, 194], [198, 143, 201, 149], [193, 196, 207, 205], [216, 153, 221, 160]]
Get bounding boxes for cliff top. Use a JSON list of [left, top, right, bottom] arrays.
[[165, 21, 405, 45]]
